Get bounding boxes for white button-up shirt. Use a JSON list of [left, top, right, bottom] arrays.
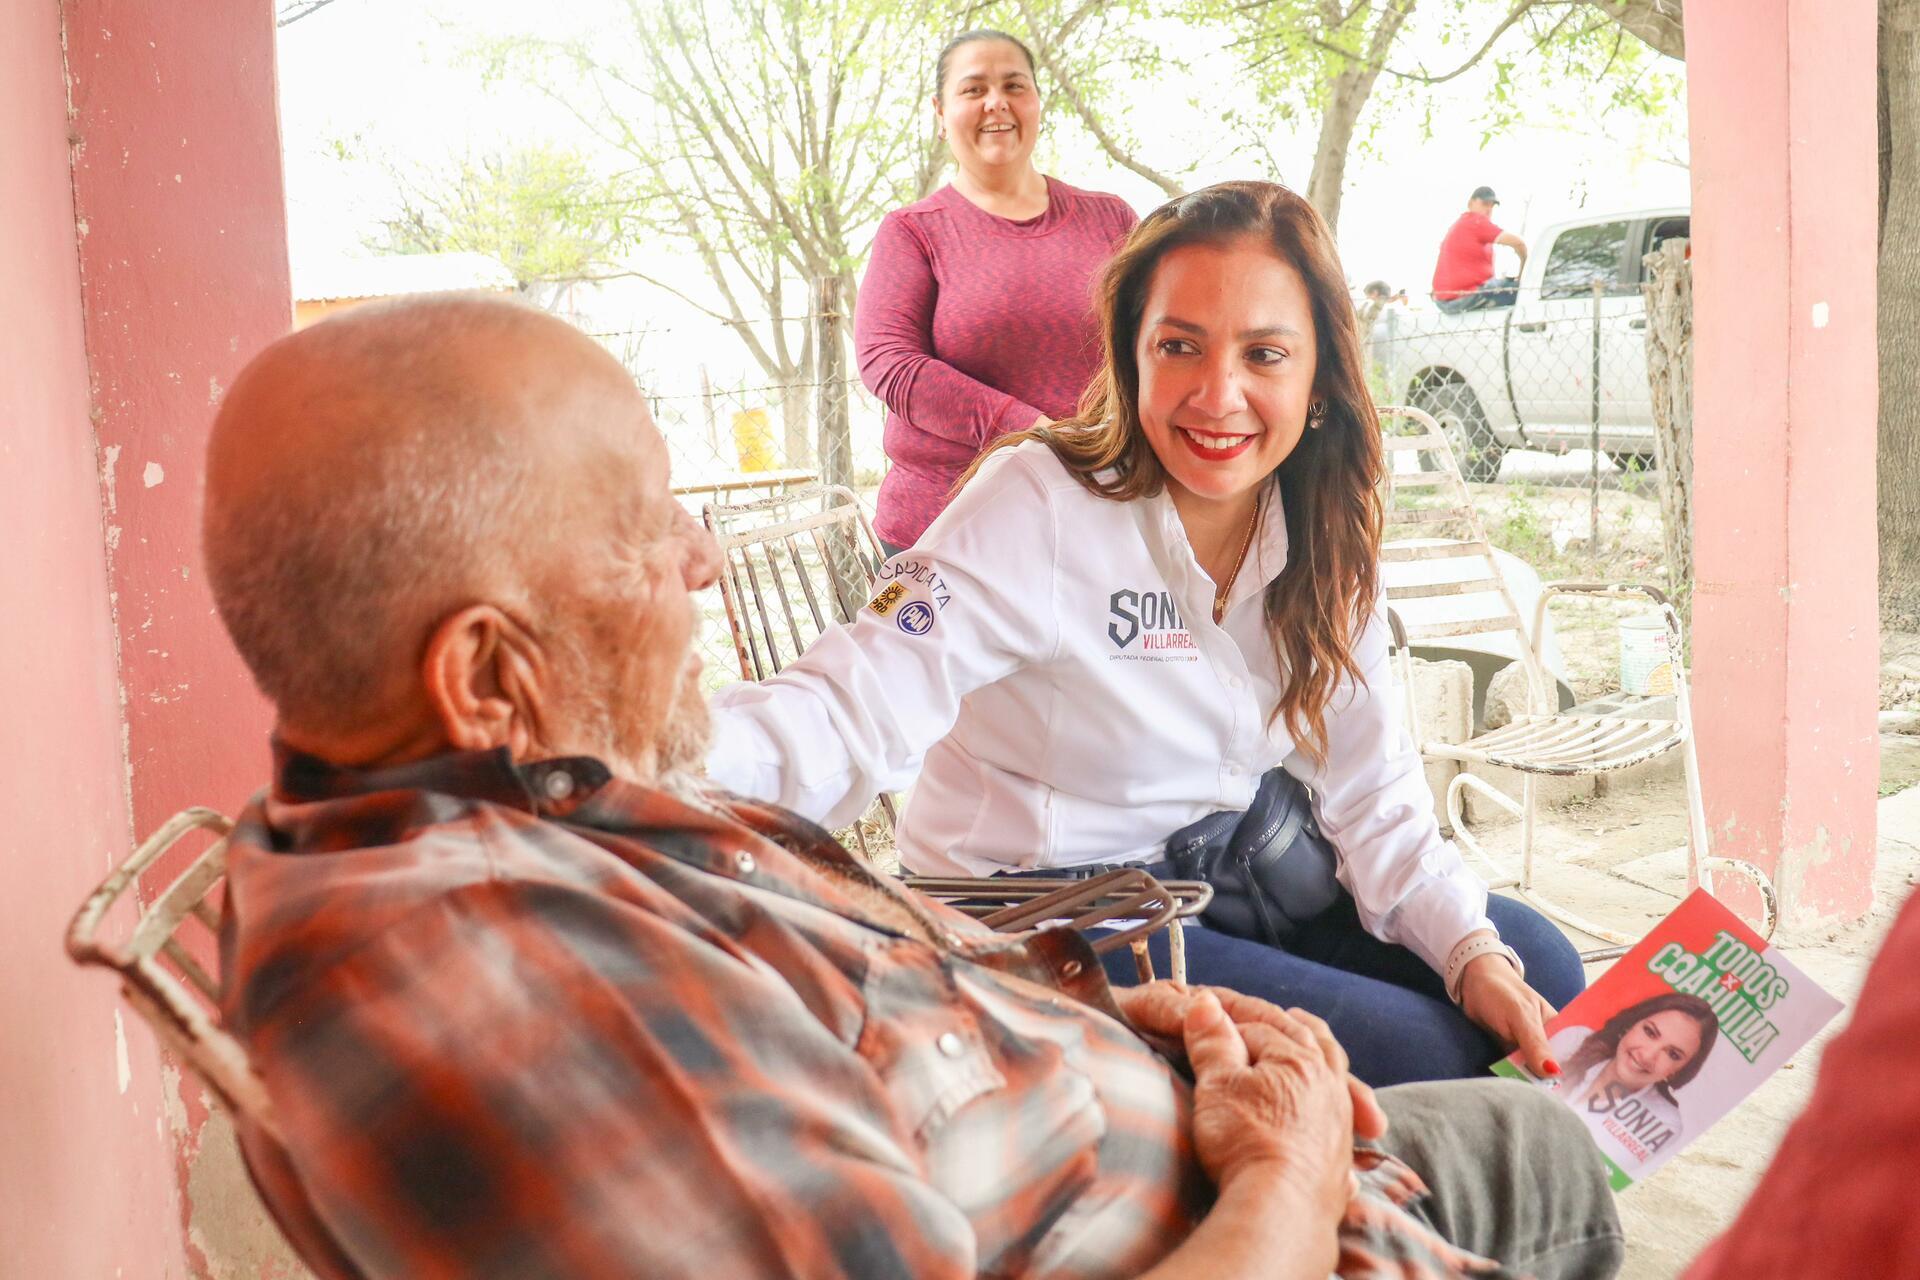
[[707, 441, 1493, 972]]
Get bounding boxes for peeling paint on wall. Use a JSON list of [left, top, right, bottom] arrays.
[[114, 1009, 131, 1093], [61, 0, 290, 1269], [183, 1105, 315, 1279]]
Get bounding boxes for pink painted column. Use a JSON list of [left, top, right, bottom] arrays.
[[0, 5, 187, 1274], [1686, 0, 1879, 925], [60, 0, 292, 1270]]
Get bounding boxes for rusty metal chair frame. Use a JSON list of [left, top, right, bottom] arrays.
[[703, 484, 888, 684], [1379, 405, 1776, 959], [65, 807, 281, 1141], [914, 872, 1211, 981], [702, 486, 1212, 980], [702, 484, 901, 862]]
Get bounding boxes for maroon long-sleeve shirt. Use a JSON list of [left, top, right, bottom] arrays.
[[856, 178, 1137, 546]]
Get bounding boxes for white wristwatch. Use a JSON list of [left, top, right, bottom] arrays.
[[1443, 932, 1525, 1004]]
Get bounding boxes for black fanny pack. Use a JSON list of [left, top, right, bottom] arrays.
[[1001, 768, 1344, 946]]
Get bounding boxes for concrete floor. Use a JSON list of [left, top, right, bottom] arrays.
[[1462, 753, 1920, 1280]]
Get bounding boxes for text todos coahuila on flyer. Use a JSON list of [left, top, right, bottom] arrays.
[[1492, 889, 1843, 1191]]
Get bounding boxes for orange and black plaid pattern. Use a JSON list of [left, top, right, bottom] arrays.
[[219, 745, 1504, 1279]]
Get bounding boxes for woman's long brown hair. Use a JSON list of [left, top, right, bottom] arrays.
[[961, 181, 1384, 762]]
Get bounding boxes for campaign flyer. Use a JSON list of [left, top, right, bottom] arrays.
[[1492, 888, 1843, 1191]]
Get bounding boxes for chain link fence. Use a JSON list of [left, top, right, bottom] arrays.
[[589, 314, 886, 685], [1366, 219, 1694, 701]]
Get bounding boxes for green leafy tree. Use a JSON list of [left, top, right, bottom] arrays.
[[949, 1, 1684, 231], [1204, 0, 1685, 232], [485, 0, 948, 476], [987, 0, 1197, 197], [372, 143, 628, 308]]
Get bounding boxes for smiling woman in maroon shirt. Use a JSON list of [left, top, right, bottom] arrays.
[[856, 29, 1137, 554]]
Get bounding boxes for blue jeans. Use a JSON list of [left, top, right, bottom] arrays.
[[1435, 276, 1519, 312], [1098, 892, 1585, 1088]]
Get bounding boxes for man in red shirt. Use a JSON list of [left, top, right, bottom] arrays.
[[1431, 186, 1529, 312]]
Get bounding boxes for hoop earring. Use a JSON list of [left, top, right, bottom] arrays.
[[1307, 400, 1328, 428]]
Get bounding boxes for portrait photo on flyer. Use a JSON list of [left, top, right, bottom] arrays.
[[1492, 889, 1843, 1191]]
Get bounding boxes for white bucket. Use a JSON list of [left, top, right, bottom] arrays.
[[1620, 612, 1674, 695]]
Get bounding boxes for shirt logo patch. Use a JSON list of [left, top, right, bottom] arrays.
[[896, 601, 936, 635], [868, 583, 907, 616], [1106, 587, 1199, 663]]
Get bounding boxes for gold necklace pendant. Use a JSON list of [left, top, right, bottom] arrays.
[[1212, 495, 1261, 624]]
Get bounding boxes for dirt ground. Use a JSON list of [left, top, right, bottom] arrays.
[[1465, 732, 1920, 1279]]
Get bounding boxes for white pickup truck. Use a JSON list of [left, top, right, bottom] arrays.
[[1373, 207, 1690, 481]]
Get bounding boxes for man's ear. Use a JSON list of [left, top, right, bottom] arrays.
[[420, 605, 553, 759]]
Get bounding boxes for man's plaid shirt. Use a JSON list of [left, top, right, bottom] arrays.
[[220, 745, 1504, 1279]]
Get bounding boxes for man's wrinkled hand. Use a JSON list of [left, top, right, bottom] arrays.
[[1163, 990, 1357, 1211], [1458, 955, 1559, 1077], [1115, 982, 1387, 1142]]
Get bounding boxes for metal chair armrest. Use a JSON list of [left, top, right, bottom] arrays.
[[66, 807, 232, 968], [1538, 579, 1671, 607], [1530, 579, 1683, 671], [908, 871, 1213, 982], [1385, 606, 1426, 743]]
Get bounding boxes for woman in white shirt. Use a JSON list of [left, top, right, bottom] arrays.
[[708, 180, 1584, 1086]]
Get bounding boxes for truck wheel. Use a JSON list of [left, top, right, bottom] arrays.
[[1411, 379, 1504, 483], [1607, 451, 1658, 473]]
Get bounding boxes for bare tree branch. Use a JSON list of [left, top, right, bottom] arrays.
[[276, 0, 344, 26], [1015, 0, 1186, 196]]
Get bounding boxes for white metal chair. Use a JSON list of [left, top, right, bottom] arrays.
[[65, 807, 1204, 1280], [702, 484, 1210, 980], [68, 814, 356, 1280], [702, 484, 901, 863], [1378, 405, 1777, 958], [65, 808, 280, 1137]]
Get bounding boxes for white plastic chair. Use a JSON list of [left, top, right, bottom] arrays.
[[1378, 405, 1777, 958]]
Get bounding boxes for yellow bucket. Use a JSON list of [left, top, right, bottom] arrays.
[[731, 408, 775, 473]]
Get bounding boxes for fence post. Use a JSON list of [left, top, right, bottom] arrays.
[[1590, 278, 1603, 547], [699, 362, 720, 460], [1641, 239, 1694, 616], [814, 274, 852, 492], [812, 273, 866, 601]]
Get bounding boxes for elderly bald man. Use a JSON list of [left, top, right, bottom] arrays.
[[203, 294, 1621, 1280]]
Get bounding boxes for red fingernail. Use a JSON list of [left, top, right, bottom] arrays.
[[1543, 1059, 1562, 1076]]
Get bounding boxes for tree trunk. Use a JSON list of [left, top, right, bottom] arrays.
[[1304, 0, 1413, 234], [1881, 0, 1920, 627], [1586, 1, 1686, 60], [1305, 65, 1375, 233], [1642, 238, 1694, 613]]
